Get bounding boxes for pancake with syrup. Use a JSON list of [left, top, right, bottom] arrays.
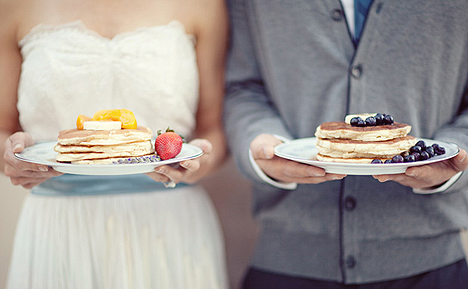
[[315, 121, 412, 142], [314, 113, 416, 163]]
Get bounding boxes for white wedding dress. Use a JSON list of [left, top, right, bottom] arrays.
[[7, 20, 228, 289]]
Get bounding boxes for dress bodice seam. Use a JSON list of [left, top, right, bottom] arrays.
[[18, 19, 196, 47]]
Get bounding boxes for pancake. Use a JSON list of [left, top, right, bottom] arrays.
[[55, 125, 154, 163], [315, 136, 416, 159], [57, 126, 152, 146], [314, 114, 415, 164], [316, 154, 383, 164], [54, 141, 153, 153], [315, 121, 411, 142], [55, 144, 154, 163]]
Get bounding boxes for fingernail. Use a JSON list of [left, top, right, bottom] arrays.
[[13, 144, 22, 151], [39, 166, 48, 172], [312, 171, 325, 177], [406, 170, 417, 177], [156, 168, 165, 174], [263, 147, 273, 159], [332, 175, 345, 180], [458, 153, 467, 164]]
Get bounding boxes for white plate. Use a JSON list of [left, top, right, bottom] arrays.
[[15, 141, 203, 176], [274, 137, 459, 175]]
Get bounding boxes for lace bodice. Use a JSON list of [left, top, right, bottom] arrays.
[[17, 20, 199, 142]]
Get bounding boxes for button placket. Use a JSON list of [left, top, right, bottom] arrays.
[[340, 178, 361, 282]]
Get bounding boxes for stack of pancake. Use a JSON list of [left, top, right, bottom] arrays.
[[54, 126, 154, 164], [314, 115, 416, 163]]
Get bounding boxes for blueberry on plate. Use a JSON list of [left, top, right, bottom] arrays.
[[410, 145, 422, 154], [391, 155, 404, 163], [424, 146, 435, 157], [432, 143, 446, 155], [411, 152, 421, 161], [419, 151, 430, 161], [384, 159, 392, 164], [404, 154, 416, 162], [415, 140, 426, 149], [371, 159, 383, 164]]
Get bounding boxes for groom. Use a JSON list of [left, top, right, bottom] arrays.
[[224, 0, 468, 288]]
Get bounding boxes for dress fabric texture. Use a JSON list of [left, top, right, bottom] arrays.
[[7, 20, 228, 289]]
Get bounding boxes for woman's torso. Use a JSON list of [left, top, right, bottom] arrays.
[[15, 0, 201, 141]]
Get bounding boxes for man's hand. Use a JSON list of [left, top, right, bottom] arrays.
[[251, 134, 346, 184], [373, 149, 468, 189]]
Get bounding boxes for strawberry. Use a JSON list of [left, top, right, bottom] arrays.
[[154, 128, 183, 160]]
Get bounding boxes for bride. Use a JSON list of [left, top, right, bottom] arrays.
[[0, 0, 229, 288]]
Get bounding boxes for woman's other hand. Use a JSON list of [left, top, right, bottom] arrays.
[[3, 132, 62, 189], [146, 138, 214, 185]]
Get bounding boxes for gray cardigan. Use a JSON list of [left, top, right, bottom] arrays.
[[224, 0, 468, 284]]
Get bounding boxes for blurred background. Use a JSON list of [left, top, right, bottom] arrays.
[[1, 159, 468, 289]]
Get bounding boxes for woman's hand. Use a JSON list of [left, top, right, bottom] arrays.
[[3, 132, 62, 189], [145, 138, 214, 186]]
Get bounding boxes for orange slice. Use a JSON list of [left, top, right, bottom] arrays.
[[92, 109, 137, 129], [76, 115, 92, 130]]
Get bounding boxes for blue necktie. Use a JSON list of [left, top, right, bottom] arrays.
[[354, 0, 374, 44]]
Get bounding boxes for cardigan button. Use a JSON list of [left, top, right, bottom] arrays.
[[331, 9, 343, 21], [351, 65, 363, 78], [344, 196, 357, 211], [346, 256, 356, 268]]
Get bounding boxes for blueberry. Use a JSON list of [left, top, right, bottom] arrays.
[[424, 146, 435, 157], [411, 152, 421, 161], [375, 113, 385, 125], [365, 116, 377, 126], [356, 118, 366, 127], [415, 140, 426, 149], [384, 159, 393, 164], [410, 145, 422, 154], [383, 114, 394, 125], [350, 117, 360, 127], [371, 159, 383, 164], [419, 151, 430, 161], [404, 154, 416, 162], [436, 146, 446, 155], [432, 143, 446, 155], [391, 155, 404, 163]]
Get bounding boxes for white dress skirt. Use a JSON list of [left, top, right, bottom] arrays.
[[7, 176, 228, 289], [8, 20, 229, 289]]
